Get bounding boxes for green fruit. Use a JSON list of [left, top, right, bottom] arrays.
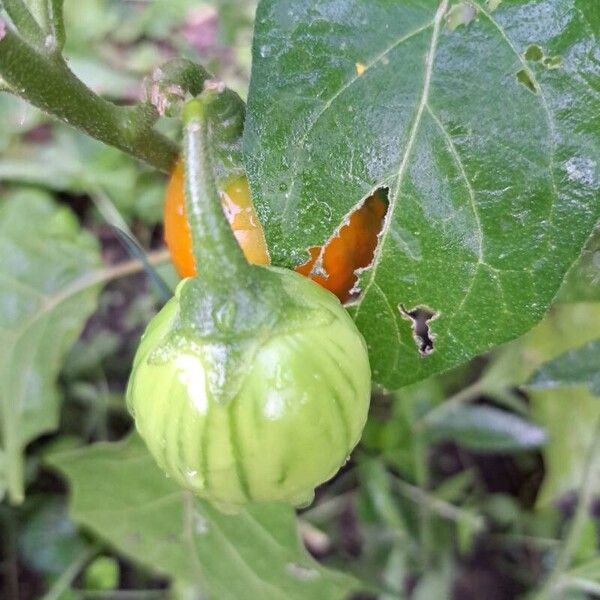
[[126, 267, 371, 512], [127, 94, 371, 512]]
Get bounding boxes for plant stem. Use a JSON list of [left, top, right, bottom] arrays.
[[534, 415, 600, 600], [390, 474, 484, 532], [413, 434, 434, 568], [182, 96, 247, 282], [0, 20, 177, 172], [1, 0, 44, 47], [47, 248, 171, 311]]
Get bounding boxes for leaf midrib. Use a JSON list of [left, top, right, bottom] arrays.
[[353, 0, 448, 325], [280, 15, 437, 223]]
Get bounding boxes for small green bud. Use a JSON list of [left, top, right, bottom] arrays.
[[126, 267, 371, 512]]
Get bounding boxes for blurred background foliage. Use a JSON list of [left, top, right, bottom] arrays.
[[0, 1, 599, 599]]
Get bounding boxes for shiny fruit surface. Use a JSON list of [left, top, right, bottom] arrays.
[[126, 267, 371, 512], [164, 160, 269, 278]]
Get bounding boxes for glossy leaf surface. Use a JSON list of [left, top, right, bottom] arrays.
[[244, 0, 600, 387]]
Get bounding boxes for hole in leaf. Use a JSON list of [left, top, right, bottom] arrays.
[[516, 68, 537, 93], [445, 2, 477, 31], [399, 304, 439, 356], [543, 55, 561, 69], [524, 44, 544, 62], [486, 0, 502, 10], [523, 44, 561, 70], [295, 188, 389, 304]]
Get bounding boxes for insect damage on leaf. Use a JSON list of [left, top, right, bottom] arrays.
[[399, 305, 439, 356], [524, 44, 544, 62], [543, 55, 561, 69], [516, 68, 538, 93], [445, 2, 477, 31], [296, 188, 388, 304], [523, 44, 561, 70], [0, 19, 6, 41]]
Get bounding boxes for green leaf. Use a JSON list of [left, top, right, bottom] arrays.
[[528, 339, 600, 395], [482, 303, 600, 390], [482, 302, 600, 504], [47, 434, 360, 600], [0, 128, 165, 224], [555, 226, 600, 303], [244, 0, 600, 388], [531, 387, 600, 505], [424, 405, 546, 452], [358, 458, 407, 535], [0, 191, 101, 502], [19, 497, 90, 576], [568, 557, 600, 585], [412, 564, 452, 600]]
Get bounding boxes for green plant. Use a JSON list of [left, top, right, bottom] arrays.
[[0, 0, 599, 598], [164, 159, 388, 302], [127, 94, 371, 511]]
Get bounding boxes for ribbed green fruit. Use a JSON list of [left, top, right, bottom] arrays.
[[126, 267, 371, 512]]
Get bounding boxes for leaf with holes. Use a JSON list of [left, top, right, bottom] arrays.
[[0, 190, 101, 503], [47, 434, 360, 600], [244, 0, 600, 388]]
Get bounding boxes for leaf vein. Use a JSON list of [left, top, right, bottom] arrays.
[[425, 103, 484, 263], [355, 0, 449, 317], [473, 1, 558, 239], [282, 17, 435, 221]]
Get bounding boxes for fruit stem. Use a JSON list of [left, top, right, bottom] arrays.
[[182, 93, 248, 282]]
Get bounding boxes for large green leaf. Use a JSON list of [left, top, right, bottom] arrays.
[[244, 0, 600, 388], [0, 191, 101, 502], [47, 434, 359, 600]]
